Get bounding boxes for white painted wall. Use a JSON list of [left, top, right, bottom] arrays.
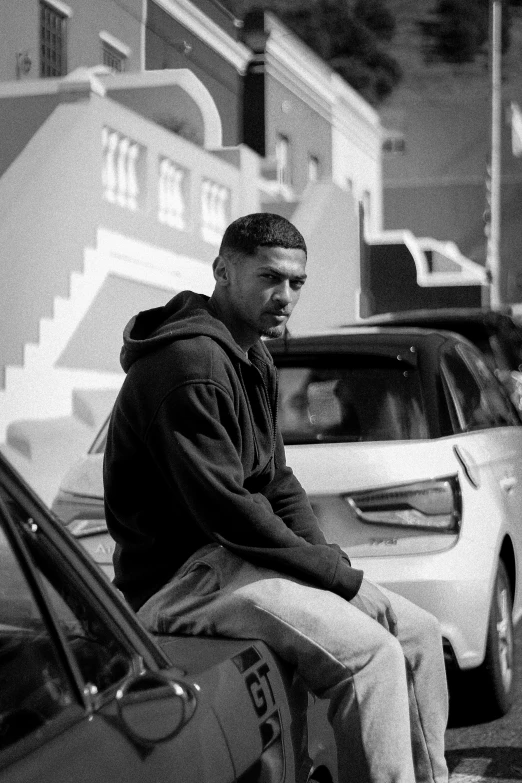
[[331, 74, 383, 234]]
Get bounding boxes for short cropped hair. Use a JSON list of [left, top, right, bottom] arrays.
[[219, 213, 307, 258]]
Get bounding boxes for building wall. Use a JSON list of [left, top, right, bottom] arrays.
[[145, 0, 247, 146], [241, 11, 382, 230], [331, 76, 383, 233], [0, 93, 102, 374], [383, 182, 486, 260], [288, 183, 362, 332], [381, 89, 522, 302], [264, 75, 332, 195], [0, 0, 143, 82]]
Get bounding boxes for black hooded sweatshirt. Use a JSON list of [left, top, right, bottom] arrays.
[[104, 290, 363, 611]]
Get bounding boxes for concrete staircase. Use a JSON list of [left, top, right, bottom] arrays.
[[1, 388, 117, 506]]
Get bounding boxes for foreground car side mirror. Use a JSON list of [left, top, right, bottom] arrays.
[[116, 670, 197, 745]]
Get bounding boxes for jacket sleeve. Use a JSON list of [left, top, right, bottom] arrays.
[[146, 379, 363, 601], [262, 428, 330, 542]]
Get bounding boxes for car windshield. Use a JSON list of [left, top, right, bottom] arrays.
[[277, 357, 428, 444]]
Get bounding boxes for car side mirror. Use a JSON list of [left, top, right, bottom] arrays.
[[116, 670, 196, 745]]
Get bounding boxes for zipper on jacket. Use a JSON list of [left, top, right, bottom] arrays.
[[252, 361, 278, 461], [237, 363, 261, 465]]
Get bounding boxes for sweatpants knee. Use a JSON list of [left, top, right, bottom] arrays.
[[369, 628, 406, 680], [414, 607, 443, 650]]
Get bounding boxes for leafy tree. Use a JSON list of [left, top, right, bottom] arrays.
[[419, 0, 514, 64], [223, 0, 402, 105]]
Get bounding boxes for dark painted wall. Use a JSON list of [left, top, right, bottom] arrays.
[[360, 242, 482, 317], [382, 97, 522, 304], [145, 1, 242, 146]]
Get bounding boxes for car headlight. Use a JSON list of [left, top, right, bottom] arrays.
[[343, 475, 461, 532], [68, 519, 108, 537]]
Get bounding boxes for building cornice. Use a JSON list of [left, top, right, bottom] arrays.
[[44, 0, 73, 17], [262, 13, 380, 141], [99, 30, 132, 58], [332, 73, 380, 127], [264, 14, 334, 121], [152, 0, 251, 74]]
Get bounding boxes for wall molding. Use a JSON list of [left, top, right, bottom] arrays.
[[151, 0, 251, 74]]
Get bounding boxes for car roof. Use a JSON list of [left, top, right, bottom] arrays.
[[269, 325, 473, 360], [342, 308, 522, 338]]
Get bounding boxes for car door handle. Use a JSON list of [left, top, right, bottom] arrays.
[[500, 475, 517, 493]]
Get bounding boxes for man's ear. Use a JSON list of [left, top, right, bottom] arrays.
[[213, 255, 229, 285]]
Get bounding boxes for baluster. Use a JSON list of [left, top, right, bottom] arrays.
[[201, 179, 230, 244], [126, 142, 139, 211], [172, 167, 185, 229], [158, 158, 169, 222], [216, 187, 228, 236], [102, 128, 118, 203], [212, 183, 220, 233], [166, 163, 176, 226], [116, 136, 129, 207], [201, 180, 211, 238]]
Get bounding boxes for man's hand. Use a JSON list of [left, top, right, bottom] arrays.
[[350, 579, 398, 636]]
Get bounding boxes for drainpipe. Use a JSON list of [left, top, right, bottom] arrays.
[[487, 0, 502, 309]]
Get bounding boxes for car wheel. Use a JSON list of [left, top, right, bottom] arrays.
[[476, 559, 515, 717]]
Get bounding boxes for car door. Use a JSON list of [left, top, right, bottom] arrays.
[[443, 343, 522, 614], [0, 470, 234, 783]]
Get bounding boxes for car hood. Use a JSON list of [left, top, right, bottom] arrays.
[[59, 453, 105, 500]]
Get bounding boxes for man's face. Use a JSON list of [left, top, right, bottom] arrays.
[[224, 246, 307, 340]]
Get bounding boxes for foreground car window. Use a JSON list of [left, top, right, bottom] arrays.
[[1, 489, 135, 706], [277, 359, 428, 443], [0, 520, 75, 752]]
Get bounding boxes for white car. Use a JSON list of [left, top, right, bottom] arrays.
[[269, 326, 522, 719], [52, 325, 522, 720]]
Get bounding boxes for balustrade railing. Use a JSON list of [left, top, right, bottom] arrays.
[[102, 127, 143, 210], [201, 178, 230, 245], [158, 157, 187, 229], [102, 126, 234, 245]]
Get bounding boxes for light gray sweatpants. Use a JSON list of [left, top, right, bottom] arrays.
[[137, 544, 449, 783]]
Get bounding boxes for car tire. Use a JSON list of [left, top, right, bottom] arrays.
[[448, 560, 515, 725], [477, 559, 515, 717]]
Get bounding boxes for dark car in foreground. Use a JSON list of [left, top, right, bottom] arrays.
[[1, 453, 336, 782], [348, 308, 522, 414]]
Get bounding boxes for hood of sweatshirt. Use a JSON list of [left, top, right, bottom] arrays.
[[120, 290, 263, 373]]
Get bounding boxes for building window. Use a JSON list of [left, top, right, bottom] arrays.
[[276, 134, 291, 187], [382, 134, 406, 155], [40, 1, 68, 77], [100, 31, 130, 73], [102, 42, 126, 72], [308, 155, 320, 183]]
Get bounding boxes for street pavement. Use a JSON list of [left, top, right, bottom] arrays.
[[446, 620, 522, 782]]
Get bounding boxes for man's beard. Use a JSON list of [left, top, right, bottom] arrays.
[[262, 324, 286, 339]]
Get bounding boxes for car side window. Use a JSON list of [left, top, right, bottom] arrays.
[[436, 373, 456, 437], [442, 346, 516, 431], [442, 350, 496, 431], [277, 360, 428, 443], [458, 345, 519, 427], [1, 489, 135, 708], [0, 517, 75, 753]]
